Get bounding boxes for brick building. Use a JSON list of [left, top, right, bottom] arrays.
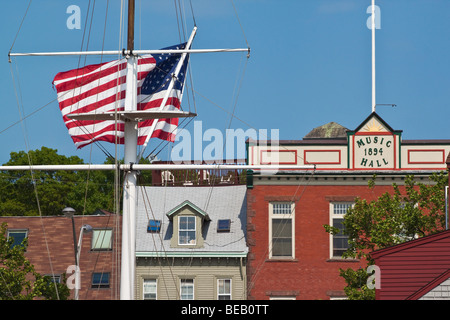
[[0, 212, 121, 300], [245, 112, 450, 299]]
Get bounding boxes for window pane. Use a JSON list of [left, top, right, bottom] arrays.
[[8, 230, 27, 248], [180, 216, 195, 230], [218, 279, 231, 294], [92, 229, 112, 250], [144, 279, 157, 300], [179, 216, 196, 245], [272, 219, 292, 237], [333, 203, 352, 215], [332, 218, 349, 257], [179, 231, 196, 244], [180, 279, 194, 300], [273, 203, 292, 215], [272, 238, 292, 257], [92, 272, 110, 288], [218, 279, 231, 299]]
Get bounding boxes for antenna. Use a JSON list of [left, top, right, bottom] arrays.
[[371, 0, 376, 113]]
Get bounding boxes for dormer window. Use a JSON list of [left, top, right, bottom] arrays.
[[166, 200, 210, 248], [179, 216, 196, 245]]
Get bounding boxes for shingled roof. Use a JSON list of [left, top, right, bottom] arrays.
[[135, 185, 247, 257], [303, 122, 348, 139]]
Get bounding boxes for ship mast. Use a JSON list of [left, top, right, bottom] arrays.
[[5, 0, 318, 301], [120, 0, 138, 300]]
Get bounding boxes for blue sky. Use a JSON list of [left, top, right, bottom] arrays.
[[1, 0, 449, 165]]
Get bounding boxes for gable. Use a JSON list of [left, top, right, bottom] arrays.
[[407, 269, 450, 300], [351, 112, 399, 134], [166, 200, 211, 221], [372, 230, 450, 300], [347, 112, 401, 170]]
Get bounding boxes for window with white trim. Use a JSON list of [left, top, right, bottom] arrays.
[[179, 216, 196, 245], [269, 202, 295, 259], [180, 279, 194, 300], [217, 279, 232, 300], [143, 279, 157, 300], [330, 203, 352, 258]]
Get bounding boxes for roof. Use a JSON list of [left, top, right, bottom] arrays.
[[165, 200, 211, 221], [371, 229, 450, 259], [371, 229, 450, 300], [303, 122, 349, 139], [135, 185, 248, 258]]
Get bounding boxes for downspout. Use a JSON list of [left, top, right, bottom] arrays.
[[446, 186, 448, 230]]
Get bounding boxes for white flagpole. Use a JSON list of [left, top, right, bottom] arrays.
[[120, 0, 137, 300], [372, 0, 376, 113], [137, 26, 198, 162]]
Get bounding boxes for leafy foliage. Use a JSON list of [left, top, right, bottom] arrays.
[[0, 147, 120, 216], [324, 172, 448, 299], [0, 222, 70, 300]]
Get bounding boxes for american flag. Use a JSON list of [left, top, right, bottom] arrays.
[[53, 43, 188, 149]]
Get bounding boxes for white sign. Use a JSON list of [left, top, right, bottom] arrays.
[[354, 135, 395, 169]]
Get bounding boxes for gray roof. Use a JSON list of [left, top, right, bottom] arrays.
[[135, 185, 248, 257], [303, 122, 348, 139]]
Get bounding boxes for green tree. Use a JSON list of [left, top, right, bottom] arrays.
[[0, 147, 118, 216], [0, 222, 70, 300], [324, 172, 448, 299]]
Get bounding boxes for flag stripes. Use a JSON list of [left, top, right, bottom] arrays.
[[53, 44, 187, 149]]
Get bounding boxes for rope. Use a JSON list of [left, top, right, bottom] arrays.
[[229, 0, 250, 50], [8, 0, 33, 56], [9, 59, 60, 300]]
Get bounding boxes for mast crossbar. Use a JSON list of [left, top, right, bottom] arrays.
[[8, 48, 250, 58], [0, 164, 315, 171]]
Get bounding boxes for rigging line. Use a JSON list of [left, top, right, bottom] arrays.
[[144, 116, 194, 160], [189, 0, 196, 27], [80, 4, 114, 298], [180, 0, 196, 115], [77, 0, 92, 67], [244, 169, 316, 299], [140, 186, 179, 299], [173, 0, 195, 115], [0, 84, 114, 160], [184, 0, 197, 114], [82, 210, 117, 300], [9, 60, 60, 300], [187, 84, 312, 166], [113, 0, 125, 300], [81, 0, 111, 217], [8, 0, 32, 55], [229, 0, 250, 50], [64, 0, 116, 161], [74, 1, 119, 300]]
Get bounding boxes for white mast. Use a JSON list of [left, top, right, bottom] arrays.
[[120, 0, 137, 300], [7, 0, 261, 300], [371, 0, 376, 113]]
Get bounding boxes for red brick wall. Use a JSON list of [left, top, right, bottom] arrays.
[[246, 183, 402, 300], [0, 215, 121, 300]]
